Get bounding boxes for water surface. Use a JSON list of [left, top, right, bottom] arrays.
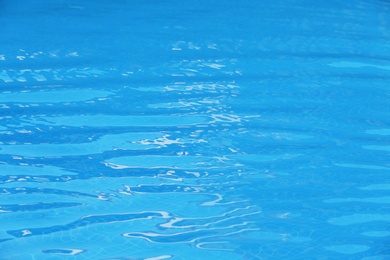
[[1, 1, 390, 259]]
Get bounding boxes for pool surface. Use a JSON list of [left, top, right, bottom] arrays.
[[1, 1, 390, 259]]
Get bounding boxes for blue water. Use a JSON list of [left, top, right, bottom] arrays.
[[1, 1, 390, 259]]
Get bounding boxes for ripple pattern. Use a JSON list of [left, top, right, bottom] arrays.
[[1, 0, 390, 259]]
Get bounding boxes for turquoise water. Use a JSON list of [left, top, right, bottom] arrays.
[[1, 1, 390, 259]]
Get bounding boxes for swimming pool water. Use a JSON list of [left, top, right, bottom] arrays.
[[1, 0, 389, 259]]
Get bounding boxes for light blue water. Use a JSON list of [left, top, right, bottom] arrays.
[[1, 1, 390, 259]]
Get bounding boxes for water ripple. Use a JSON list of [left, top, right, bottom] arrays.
[[7, 211, 170, 238], [1, 0, 389, 259]]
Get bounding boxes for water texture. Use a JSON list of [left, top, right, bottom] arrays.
[[0, 0, 389, 259]]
